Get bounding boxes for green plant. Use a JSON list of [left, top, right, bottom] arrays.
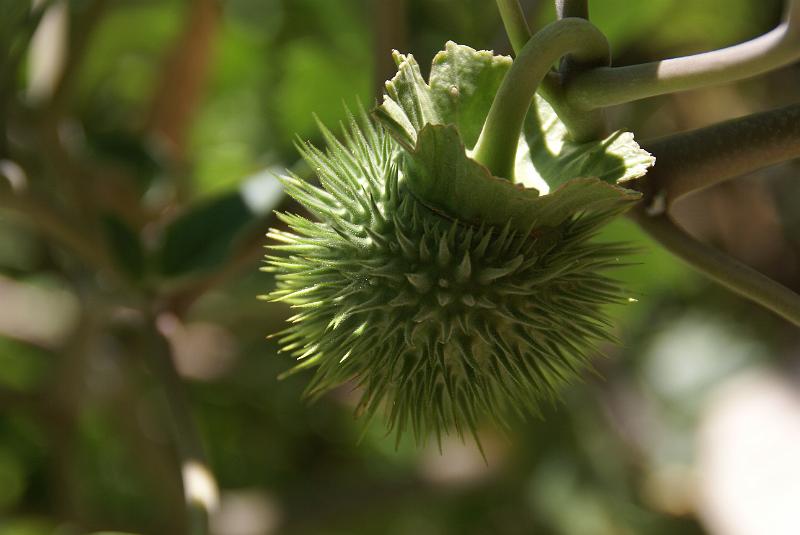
[[267, 0, 800, 449], [1, 1, 799, 534]]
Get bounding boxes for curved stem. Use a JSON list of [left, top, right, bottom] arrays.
[[629, 207, 800, 327], [473, 17, 609, 179], [146, 317, 218, 534], [555, 0, 589, 73], [494, 0, 606, 142], [640, 102, 800, 207], [566, 10, 800, 109]]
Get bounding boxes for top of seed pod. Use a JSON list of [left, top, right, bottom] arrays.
[[374, 41, 655, 232]]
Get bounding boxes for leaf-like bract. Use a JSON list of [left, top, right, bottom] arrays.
[[376, 42, 654, 231]]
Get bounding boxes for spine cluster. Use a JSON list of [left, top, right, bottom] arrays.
[[265, 114, 631, 446]]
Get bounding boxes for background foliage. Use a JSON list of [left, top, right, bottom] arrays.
[[1, 0, 799, 534]]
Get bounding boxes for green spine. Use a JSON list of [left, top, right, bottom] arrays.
[[265, 112, 631, 447]]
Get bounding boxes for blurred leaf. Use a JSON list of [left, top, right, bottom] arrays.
[[85, 130, 163, 191], [0, 337, 50, 392], [0, 0, 36, 86], [158, 192, 253, 277], [102, 214, 145, 281], [157, 173, 282, 278]]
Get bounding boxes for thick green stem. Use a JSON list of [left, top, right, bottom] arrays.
[[565, 8, 800, 109], [473, 17, 609, 179], [146, 319, 218, 534], [640, 102, 800, 207], [630, 207, 800, 326], [494, 0, 606, 142]]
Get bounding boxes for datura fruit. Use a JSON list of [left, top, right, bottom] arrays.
[[264, 42, 654, 446]]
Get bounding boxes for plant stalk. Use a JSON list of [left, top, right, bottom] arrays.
[[629, 207, 800, 327], [640, 102, 800, 207], [146, 318, 218, 535], [473, 17, 609, 179], [494, 0, 606, 141]]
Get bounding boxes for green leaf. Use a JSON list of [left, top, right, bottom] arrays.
[[517, 94, 656, 191], [407, 124, 640, 230], [102, 214, 146, 281], [376, 41, 511, 149], [376, 42, 654, 232], [157, 172, 283, 278], [85, 130, 163, 191], [158, 192, 253, 277]]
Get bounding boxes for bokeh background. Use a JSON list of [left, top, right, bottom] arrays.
[[1, 0, 800, 533]]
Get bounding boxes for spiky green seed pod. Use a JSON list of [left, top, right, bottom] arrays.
[[265, 43, 654, 446]]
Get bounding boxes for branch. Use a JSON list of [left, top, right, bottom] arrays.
[[629, 206, 800, 326], [494, 0, 605, 140], [145, 0, 221, 165], [474, 17, 609, 177], [565, 7, 800, 109], [0, 185, 114, 273], [146, 317, 218, 535], [640, 102, 800, 207], [0, 0, 57, 154]]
